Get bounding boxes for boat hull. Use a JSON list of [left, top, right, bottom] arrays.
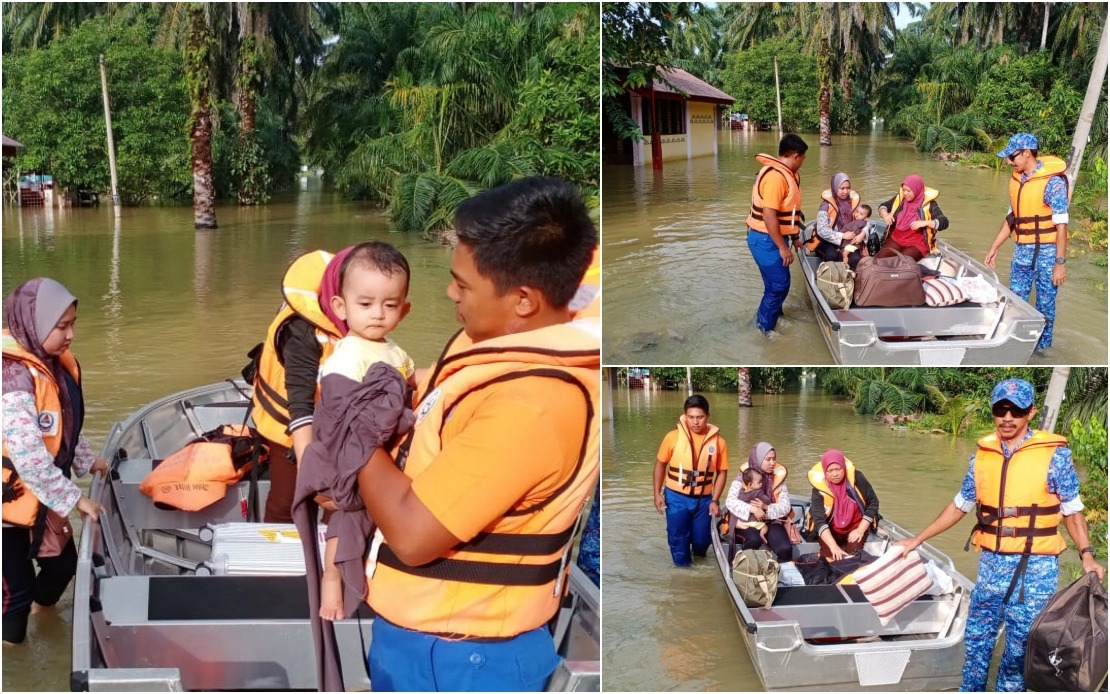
[[796, 223, 1045, 365], [711, 498, 974, 691]]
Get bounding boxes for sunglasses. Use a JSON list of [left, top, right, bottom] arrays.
[[992, 402, 1032, 418], [1006, 149, 1027, 163]]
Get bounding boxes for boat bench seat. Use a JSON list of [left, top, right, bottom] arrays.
[[835, 305, 994, 339], [757, 584, 951, 639]]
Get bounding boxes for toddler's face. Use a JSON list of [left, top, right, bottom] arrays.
[[333, 265, 410, 341], [853, 208, 870, 221]]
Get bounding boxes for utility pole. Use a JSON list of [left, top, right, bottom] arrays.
[[1040, 2, 1051, 51], [99, 55, 120, 211], [774, 56, 784, 133], [650, 82, 663, 170], [686, 367, 693, 396], [1064, 18, 1108, 192], [1040, 367, 1070, 433]]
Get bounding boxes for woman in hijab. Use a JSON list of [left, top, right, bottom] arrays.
[[813, 172, 867, 262], [806, 449, 879, 561], [875, 174, 949, 261], [724, 441, 794, 561], [249, 246, 354, 523], [2, 278, 107, 645]]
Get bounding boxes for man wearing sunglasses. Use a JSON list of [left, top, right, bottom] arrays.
[[984, 132, 1070, 353], [894, 377, 1104, 692]]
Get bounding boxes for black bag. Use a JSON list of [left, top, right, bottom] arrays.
[[1024, 571, 1107, 691]]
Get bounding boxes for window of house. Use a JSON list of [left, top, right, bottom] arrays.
[[641, 99, 686, 136]]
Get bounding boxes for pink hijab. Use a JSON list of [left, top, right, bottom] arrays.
[[318, 246, 354, 336], [821, 449, 862, 532], [893, 174, 925, 232]]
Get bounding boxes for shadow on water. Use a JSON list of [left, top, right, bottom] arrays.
[[602, 129, 1108, 365]]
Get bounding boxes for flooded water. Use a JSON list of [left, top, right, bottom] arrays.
[[1, 181, 465, 691], [601, 129, 1108, 365], [600, 383, 1090, 692]]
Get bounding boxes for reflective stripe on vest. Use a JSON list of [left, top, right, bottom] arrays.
[[1, 332, 80, 529], [971, 430, 1067, 555], [664, 418, 721, 496], [251, 251, 342, 446], [1009, 156, 1067, 245], [883, 187, 940, 253], [367, 323, 600, 639], [747, 154, 804, 236]]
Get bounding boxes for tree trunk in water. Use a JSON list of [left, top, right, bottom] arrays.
[[186, 4, 217, 229], [818, 40, 832, 146], [235, 34, 268, 205], [839, 57, 855, 135], [738, 368, 753, 407]]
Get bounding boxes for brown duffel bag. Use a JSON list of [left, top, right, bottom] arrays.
[[853, 250, 926, 307], [1024, 571, 1107, 691]]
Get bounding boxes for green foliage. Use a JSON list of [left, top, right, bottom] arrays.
[[721, 37, 819, 131], [308, 3, 599, 233], [1068, 416, 1108, 557], [2, 11, 190, 202], [230, 129, 272, 205]]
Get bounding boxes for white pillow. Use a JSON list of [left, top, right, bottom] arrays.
[[923, 277, 969, 307], [853, 548, 932, 626]]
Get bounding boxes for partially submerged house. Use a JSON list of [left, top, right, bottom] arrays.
[[603, 67, 735, 167]]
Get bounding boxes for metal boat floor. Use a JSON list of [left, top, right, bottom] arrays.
[[772, 584, 938, 607]]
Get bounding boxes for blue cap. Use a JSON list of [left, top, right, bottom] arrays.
[[997, 133, 1039, 159], [991, 378, 1035, 409]]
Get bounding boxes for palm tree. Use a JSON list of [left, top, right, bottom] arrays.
[[183, 3, 219, 229], [2, 3, 109, 52], [738, 368, 752, 407]]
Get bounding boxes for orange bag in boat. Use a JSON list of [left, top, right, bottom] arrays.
[[139, 425, 266, 512]]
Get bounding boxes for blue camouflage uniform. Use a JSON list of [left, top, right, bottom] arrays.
[[576, 488, 600, 586], [997, 133, 1070, 351], [955, 379, 1085, 692]]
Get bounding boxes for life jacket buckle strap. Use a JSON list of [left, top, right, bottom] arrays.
[[1001, 506, 1019, 518]]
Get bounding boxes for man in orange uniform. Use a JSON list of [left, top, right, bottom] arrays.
[[353, 177, 599, 692], [653, 394, 729, 566], [745, 133, 808, 333]]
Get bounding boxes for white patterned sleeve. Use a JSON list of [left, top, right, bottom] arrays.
[[2, 390, 82, 515]]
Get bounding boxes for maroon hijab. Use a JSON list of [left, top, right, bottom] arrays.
[[893, 174, 925, 232], [318, 246, 354, 336], [821, 449, 862, 532]]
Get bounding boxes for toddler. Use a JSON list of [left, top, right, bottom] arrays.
[[734, 468, 775, 544], [296, 241, 416, 622], [840, 204, 873, 266]]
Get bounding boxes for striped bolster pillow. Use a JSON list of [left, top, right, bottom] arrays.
[[852, 548, 932, 626], [922, 276, 969, 307]]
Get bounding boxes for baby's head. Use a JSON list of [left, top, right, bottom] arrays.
[[332, 241, 411, 341], [742, 467, 763, 491], [853, 204, 872, 221]]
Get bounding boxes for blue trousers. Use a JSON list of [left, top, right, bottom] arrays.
[[664, 487, 712, 566], [746, 230, 792, 332], [960, 554, 1057, 692], [369, 617, 561, 692], [1009, 243, 1058, 350]]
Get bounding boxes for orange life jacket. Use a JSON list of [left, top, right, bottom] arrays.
[[368, 322, 600, 639], [747, 154, 804, 237], [138, 425, 263, 512], [663, 417, 722, 497], [251, 251, 343, 446], [807, 189, 861, 251], [568, 246, 601, 320], [805, 458, 867, 533], [881, 186, 940, 253], [1, 332, 81, 528], [970, 430, 1067, 555], [1008, 156, 1067, 246]]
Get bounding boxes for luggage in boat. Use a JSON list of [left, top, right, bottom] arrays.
[[853, 251, 926, 307], [1024, 571, 1108, 692], [208, 522, 325, 576], [732, 549, 779, 608], [816, 261, 855, 309]]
